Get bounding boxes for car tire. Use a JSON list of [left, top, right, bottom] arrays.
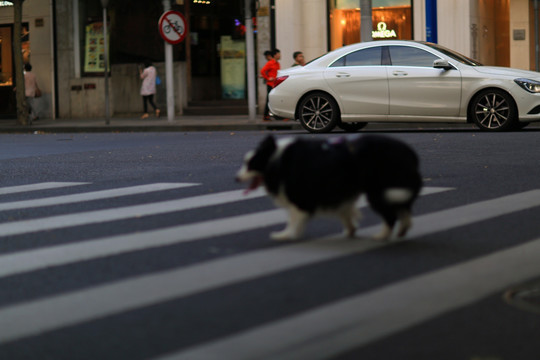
[[469, 89, 517, 131], [298, 92, 339, 133], [337, 122, 367, 132]]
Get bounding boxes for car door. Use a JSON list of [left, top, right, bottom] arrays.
[[386, 45, 462, 117], [324, 46, 388, 117]]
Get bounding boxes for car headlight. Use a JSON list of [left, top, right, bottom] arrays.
[[515, 78, 540, 93]]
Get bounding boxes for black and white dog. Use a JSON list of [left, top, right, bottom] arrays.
[[236, 135, 422, 241]]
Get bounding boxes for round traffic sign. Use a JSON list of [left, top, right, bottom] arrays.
[[158, 10, 187, 45]]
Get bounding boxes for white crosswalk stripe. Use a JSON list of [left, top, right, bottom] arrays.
[[0, 183, 199, 211], [0, 182, 540, 359], [0, 187, 266, 237], [0, 182, 89, 195]]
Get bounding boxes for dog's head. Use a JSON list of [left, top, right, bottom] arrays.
[[235, 135, 278, 194]]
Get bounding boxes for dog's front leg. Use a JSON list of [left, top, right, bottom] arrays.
[[271, 207, 308, 241]]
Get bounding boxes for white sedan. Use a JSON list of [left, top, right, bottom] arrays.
[[268, 40, 540, 133]]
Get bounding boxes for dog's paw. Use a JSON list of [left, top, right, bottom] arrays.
[[270, 230, 299, 241], [372, 224, 393, 241]]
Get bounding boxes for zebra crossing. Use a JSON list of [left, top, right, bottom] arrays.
[[1, 181, 540, 359]]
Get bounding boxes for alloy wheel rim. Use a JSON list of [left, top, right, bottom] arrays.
[[301, 96, 333, 130], [475, 93, 510, 129]]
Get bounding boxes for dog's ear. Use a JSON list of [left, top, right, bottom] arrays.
[[259, 135, 277, 153]]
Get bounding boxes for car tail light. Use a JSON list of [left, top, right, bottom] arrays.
[[274, 75, 289, 88]]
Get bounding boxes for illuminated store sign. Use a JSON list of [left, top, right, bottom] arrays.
[[372, 22, 397, 38]]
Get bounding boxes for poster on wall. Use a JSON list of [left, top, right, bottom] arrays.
[[220, 36, 245, 99], [84, 22, 109, 73]]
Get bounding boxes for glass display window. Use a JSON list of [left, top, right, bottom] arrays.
[[329, 0, 412, 50]]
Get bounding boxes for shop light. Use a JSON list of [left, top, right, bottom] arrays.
[[0, 1, 13, 7], [193, 0, 211, 4]]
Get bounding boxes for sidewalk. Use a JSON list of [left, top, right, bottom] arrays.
[[0, 114, 490, 133], [0, 115, 302, 133]]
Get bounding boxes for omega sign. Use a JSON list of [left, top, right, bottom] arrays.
[[372, 22, 397, 39]]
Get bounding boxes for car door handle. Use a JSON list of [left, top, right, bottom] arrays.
[[336, 72, 351, 78], [392, 71, 408, 76]]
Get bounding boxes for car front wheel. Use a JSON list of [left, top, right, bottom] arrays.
[[298, 92, 339, 133], [469, 89, 517, 131]]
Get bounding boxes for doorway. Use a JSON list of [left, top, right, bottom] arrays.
[[0, 23, 30, 119], [189, 0, 246, 101], [0, 25, 14, 118]]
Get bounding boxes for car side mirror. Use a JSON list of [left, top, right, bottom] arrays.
[[433, 59, 454, 70]]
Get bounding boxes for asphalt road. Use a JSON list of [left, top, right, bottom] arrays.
[[0, 129, 539, 359]]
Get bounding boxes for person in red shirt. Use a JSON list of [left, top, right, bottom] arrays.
[[260, 49, 281, 121]]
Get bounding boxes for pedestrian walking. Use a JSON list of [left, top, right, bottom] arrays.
[[260, 49, 281, 121], [24, 63, 40, 123], [139, 61, 160, 119]]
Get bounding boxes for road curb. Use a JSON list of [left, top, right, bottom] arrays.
[[0, 123, 303, 134]]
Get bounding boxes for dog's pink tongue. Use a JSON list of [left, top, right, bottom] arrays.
[[244, 176, 263, 195]]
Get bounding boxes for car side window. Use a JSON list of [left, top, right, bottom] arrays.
[[330, 47, 382, 67], [388, 46, 439, 67]]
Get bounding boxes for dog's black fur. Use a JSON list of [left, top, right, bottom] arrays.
[[236, 134, 422, 240]]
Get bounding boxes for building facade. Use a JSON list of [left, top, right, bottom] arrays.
[[0, 0, 538, 120], [0, 1, 54, 119], [276, 0, 533, 72]]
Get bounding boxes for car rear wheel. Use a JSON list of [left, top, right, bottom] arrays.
[[298, 92, 339, 133], [469, 89, 517, 131], [337, 122, 367, 132]]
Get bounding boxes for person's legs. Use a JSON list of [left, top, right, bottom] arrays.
[[142, 96, 149, 119], [26, 97, 37, 122], [263, 85, 272, 120], [147, 94, 160, 117]]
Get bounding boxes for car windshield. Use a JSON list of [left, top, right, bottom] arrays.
[[423, 42, 483, 66]]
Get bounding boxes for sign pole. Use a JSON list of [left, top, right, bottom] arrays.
[[162, 0, 175, 123], [158, 8, 187, 123]]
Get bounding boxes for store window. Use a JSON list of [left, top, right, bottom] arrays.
[[329, 0, 412, 50], [76, 0, 185, 75]]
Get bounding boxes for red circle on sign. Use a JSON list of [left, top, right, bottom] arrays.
[[158, 10, 187, 45]]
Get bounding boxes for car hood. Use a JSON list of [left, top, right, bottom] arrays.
[[473, 66, 540, 80]]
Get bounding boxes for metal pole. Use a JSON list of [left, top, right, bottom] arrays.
[[103, 6, 110, 124], [360, 0, 372, 42], [73, 0, 81, 79], [535, 0, 539, 72], [245, 0, 256, 122], [163, 0, 175, 123], [50, 0, 57, 120]]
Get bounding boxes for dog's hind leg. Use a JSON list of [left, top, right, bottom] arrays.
[[367, 193, 397, 241], [271, 206, 309, 241], [373, 222, 394, 241]]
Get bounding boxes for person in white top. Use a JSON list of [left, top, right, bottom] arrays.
[[24, 63, 40, 122], [139, 61, 160, 119]]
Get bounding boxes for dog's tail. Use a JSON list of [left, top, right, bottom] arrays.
[[384, 188, 415, 204]]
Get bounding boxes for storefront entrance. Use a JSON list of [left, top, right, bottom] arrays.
[[0, 23, 29, 119], [0, 25, 15, 118], [189, 0, 248, 101]]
